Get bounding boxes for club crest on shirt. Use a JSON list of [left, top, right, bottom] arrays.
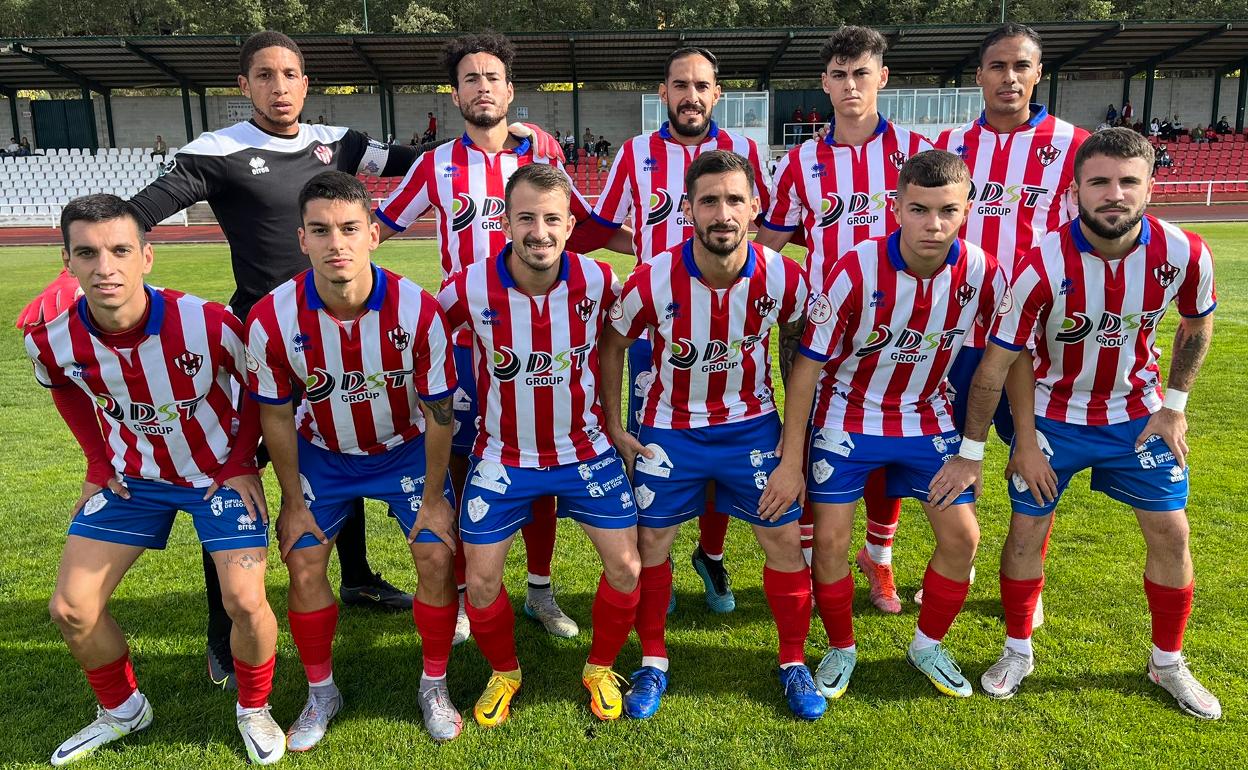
[[888, 151, 906, 170], [1035, 144, 1061, 167], [955, 284, 976, 308], [172, 350, 203, 377], [387, 324, 411, 351], [575, 297, 597, 323], [1153, 263, 1180, 288], [753, 294, 777, 317], [314, 145, 334, 165]]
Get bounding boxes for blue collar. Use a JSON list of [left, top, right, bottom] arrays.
[[976, 103, 1048, 130], [304, 263, 387, 312], [886, 230, 962, 272], [658, 119, 720, 142], [495, 243, 570, 289], [681, 238, 757, 280], [77, 284, 164, 338], [824, 114, 888, 147], [460, 131, 532, 156], [1071, 217, 1151, 254]]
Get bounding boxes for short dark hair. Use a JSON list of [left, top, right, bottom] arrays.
[[685, 149, 755, 199], [505, 163, 572, 210], [664, 47, 719, 82], [442, 33, 515, 88], [1074, 127, 1155, 181], [897, 150, 971, 193], [978, 22, 1043, 64], [239, 31, 304, 77], [298, 171, 371, 218], [60, 194, 145, 251], [820, 26, 888, 67]]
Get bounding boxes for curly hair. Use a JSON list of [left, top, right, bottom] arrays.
[[442, 33, 516, 89]]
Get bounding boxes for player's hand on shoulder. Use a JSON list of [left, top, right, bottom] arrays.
[[71, 476, 129, 519], [1005, 437, 1057, 507], [276, 496, 326, 561], [16, 268, 80, 330], [510, 122, 566, 163], [1136, 408, 1189, 469], [412, 491, 457, 552], [928, 456, 981, 511]]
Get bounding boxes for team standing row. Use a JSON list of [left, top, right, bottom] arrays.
[[22, 22, 1219, 768]]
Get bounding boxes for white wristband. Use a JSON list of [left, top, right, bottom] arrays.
[[958, 437, 986, 461], [1163, 389, 1189, 413]]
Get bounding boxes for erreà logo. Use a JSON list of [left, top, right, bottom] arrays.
[[1035, 144, 1061, 167], [249, 156, 269, 175]]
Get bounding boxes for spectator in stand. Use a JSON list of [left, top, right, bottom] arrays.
[[1096, 120, 1112, 132], [594, 134, 611, 171], [316, 114, 326, 124], [1150, 118, 1162, 137], [807, 106, 821, 127], [583, 128, 594, 153], [1216, 116, 1231, 135], [1121, 100, 1133, 121], [410, 132, 420, 146], [1106, 103, 1117, 123], [562, 131, 578, 167], [745, 108, 760, 126], [1159, 117, 1174, 140], [5, 136, 20, 155], [1156, 144, 1173, 168], [792, 105, 805, 124], [1172, 114, 1184, 136], [18, 136, 31, 156], [1132, 121, 1145, 135], [1190, 124, 1204, 143], [1205, 125, 1218, 143], [422, 112, 437, 143]]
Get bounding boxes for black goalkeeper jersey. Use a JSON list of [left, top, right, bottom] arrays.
[[128, 119, 428, 320]]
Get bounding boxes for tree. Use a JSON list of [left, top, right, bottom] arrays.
[[391, 1, 453, 32]]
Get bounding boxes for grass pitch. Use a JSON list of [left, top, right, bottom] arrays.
[[0, 225, 1245, 769]]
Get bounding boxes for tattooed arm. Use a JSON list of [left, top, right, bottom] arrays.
[[778, 316, 806, 384], [1133, 313, 1214, 469], [415, 395, 457, 549]]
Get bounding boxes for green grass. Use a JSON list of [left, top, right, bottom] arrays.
[[1, 227, 1246, 769]]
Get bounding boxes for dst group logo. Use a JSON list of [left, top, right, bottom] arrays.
[[451, 193, 506, 232], [492, 344, 594, 386]]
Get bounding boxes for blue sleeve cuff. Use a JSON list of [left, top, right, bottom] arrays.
[[247, 391, 293, 405], [989, 335, 1024, 352], [798, 344, 829, 363], [590, 211, 623, 229], [1180, 302, 1215, 319], [419, 387, 455, 403], [760, 219, 797, 233], [374, 207, 403, 233]]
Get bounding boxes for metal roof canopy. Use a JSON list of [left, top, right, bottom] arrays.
[[1, 21, 1246, 92]]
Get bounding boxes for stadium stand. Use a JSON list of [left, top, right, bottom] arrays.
[[1149, 132, 1248, 202]]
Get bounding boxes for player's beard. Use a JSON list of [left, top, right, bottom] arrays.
[[668, 102, 710, 138], [461, 101, 507, 129], [694, 222, 745, 257], [255, 105, 300, 131], [515, 238, 561, 271], [1078, 201, 1145, 240]]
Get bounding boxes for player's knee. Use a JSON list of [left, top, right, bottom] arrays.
[[286, 562, 327, 600], [220, 584, 268, 624], [603, 552, 641, 593], [1142, 511, 1190, 560], [1005, 515, 1050, 559], [49, 592, 97, 633], [812, 523, 851, 558], [939, 525, 980, 565], [465, 574, 503, 609], [416, 543, 455, 576]]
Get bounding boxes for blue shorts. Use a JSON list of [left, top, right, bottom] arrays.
[[948, 345, 1015, 444], [452, 344, 479, 455], [459, 449, 637, 545], [632, 415, 801, 528], [68, 477, 269, 553], [626, 337, 653, 437], [294, 435, 456, 550], [806, 427, 976, 506], [1009, 415, 1189, 516]]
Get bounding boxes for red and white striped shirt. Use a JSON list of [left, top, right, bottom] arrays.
[[763, 117, 933, 294], [592, 121, 772, 264], [245, 265, 456, 455], [25, 287, 248, 488], [801, 233, 1006, 437], [991, 216, 1216, 426], [936, 106, 1088, 273], [612, 240, 808, 429], [438, 248, 618, 467], [375, 133, 593, 281]]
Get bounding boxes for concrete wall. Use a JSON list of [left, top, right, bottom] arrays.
[[5, 74, 1242, 152]]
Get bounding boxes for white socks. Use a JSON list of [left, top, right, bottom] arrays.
[[865, 543, 892, 566], [105, 689, 145, 720], [641, 656, 670, 672], [1004, 636, 1034, 658], [1151, 645, 1182, 667], [909, 628, 940, 654]]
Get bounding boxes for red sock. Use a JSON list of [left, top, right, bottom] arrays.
[[1000, 573, 1045, 639], [635, 561, 673, 660], [763, 565, 813, 665], [916, 565, 970, 642], [521, 497, 557, 578], [799, 501, 815, 548], [466, 588, 519, 672], [1144, 576, 1193, 653], [84, 650, 138, 709], [588, 573, 641, 666], [288, 604, 338, 684], [864, 468, 901, 545], [454, 544, 467, 589], [234, 655, 276, 708], [813, 574, 856, 649], [698, 502, 729, 558], [413, 599, 457, 678]]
